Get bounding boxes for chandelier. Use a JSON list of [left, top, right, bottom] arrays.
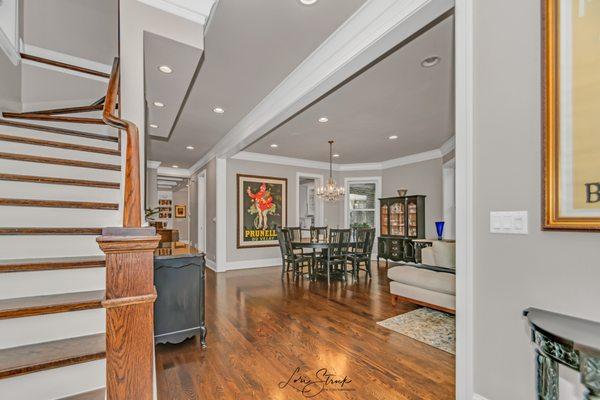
[[316, 140, 345, 202]]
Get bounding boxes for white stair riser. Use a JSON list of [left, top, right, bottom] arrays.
[[0, 207, 120, 228], [0, 141, 121, 164], [0, 268, 105, 299], [0, 236, 104, 259], [0, 181, 120, 203], [0, 159, 122, 182], [0, 126, 119, 149], [0, 309, 105, 348], [0, 360, 105, 400]]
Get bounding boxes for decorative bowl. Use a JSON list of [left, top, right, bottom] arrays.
[[397, 189, 408, 197]]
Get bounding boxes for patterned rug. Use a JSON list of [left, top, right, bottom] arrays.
[[377, 308, 456, 354]]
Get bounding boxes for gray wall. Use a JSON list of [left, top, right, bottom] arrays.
[[189, 158, 217, 262], [474, 1, 600, 399], [382, 158, 443, 238], [0, 53, 21, 112], [226, 158, 340, 263], [145, 168, 158, 210], [172, 187, 188, 242]]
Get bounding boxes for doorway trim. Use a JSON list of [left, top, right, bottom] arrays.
[[196, 169, 207, 252], [295, 172, 325, 227]]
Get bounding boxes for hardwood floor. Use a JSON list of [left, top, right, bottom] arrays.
[[155, 262, 455, 399]]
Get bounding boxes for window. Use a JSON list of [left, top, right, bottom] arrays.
[[344, 178, 381, 234]]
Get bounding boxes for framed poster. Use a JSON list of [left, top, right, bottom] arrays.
[[543, 0, 600, 230], [175, 205, 186, 218], [237, 174, 287, 248]]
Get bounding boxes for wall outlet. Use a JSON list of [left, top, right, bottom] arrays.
[[490, 211, 528, 234]]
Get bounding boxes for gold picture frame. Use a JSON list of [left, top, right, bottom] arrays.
[[543, 0, 600, 230], [174, 205, 186, 218]]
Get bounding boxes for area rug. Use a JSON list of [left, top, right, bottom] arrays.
[[377, 308, 455, 354]]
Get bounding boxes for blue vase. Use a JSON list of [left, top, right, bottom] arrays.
[[435, 221, 445, 241]]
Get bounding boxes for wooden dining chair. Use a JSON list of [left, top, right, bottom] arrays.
[[277, 228, 312, 279], [310, 226, 328, 243], [322, 228, 351, 282], [347, 228, 375, 279]]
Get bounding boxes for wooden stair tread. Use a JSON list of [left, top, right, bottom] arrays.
[[0, 133, 120, 156], [0, 227, 103, 235], [0, 119, 118, 143], [57, 388, 106, 400], [0, 173, 119, 189], [0, 152, 120, 171], [0, 290, 104, 319], [0, 198, 118, 210], [3, 112, 105, 125], [0, 256, 105, 273], [0, 333, 105, 379]]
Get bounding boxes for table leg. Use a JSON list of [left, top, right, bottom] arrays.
[[536, 350, 559, 400], [581, 353, 600, 400], [326, 247, 331, 286]]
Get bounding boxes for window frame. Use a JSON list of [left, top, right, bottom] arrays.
[[343, 176, 382, 239]]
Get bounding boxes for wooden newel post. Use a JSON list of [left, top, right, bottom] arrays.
[[97, 227, 160, 400]]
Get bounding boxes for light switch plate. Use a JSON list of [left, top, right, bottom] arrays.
[[490, 211, 528, 234]]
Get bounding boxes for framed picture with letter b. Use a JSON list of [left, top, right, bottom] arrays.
[[237, 174, 287, 248], [542, 0, 600, 230]]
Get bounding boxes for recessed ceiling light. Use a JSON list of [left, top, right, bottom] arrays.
[[158, 65, 173, 74], [213, 107, 225, 114], [153, 101, 165, 107], [388, 135, 399, 140], [300, 0, 318, 4], [172, 165, 179, 168], [332, 153, 340, 158], [318, 117, 329, 123], [186, 145, 195, 150], [150, 124, 158, 128], [270, 144, 278, 148], [421, 56, 440, 68]]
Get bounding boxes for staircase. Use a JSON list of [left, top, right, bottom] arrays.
[[0, 58, 150, 400]]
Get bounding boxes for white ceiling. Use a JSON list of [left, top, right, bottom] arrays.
[[22, 0, 118, 66], [144, 32, 203, 139], [148, 0, 367, 168], [246, 15, 455, 164]]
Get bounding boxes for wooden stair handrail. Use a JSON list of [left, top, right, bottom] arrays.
[[102, 58, 141, 228]]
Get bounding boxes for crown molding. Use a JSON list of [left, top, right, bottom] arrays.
[[147, 160, 162, 169], [157, 166, 190, 177], [190, 0, 454, 174], [440, 135, 456, 156], [137, 0, 215, 25], [233, 147, 444, 172], [20, 42, 111, 82]]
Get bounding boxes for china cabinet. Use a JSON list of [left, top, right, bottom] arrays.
[[378, 195, 425, 265]]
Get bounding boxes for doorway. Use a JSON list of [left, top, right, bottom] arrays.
[[296, 172, 324, 228], [196, 170, 207, 252]]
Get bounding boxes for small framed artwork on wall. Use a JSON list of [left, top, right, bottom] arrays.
[[175, 205, 186, 218], [542, 0, 600, 230]]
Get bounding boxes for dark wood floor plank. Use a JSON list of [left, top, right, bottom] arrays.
[[0, 198, 118, 210], [0, 333, 105, 379], [0, 256, 105, 273], [0, 173, 119, 189], [0, 290, 104, 319], [155, 263, 455, 400]]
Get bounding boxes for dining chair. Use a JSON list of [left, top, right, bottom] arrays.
[[321, 228, 351, 282], [347, 228, 375, 279], [310, 226, 328, 243], [277, 228, 312, 279]]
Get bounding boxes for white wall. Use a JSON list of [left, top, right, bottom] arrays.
[[172, 187, 189, 242], [473, 1, 599, 399]]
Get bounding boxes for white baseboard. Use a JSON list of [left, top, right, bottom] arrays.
[[474, 394, 490, 400], [205, 258, 217, 272], [223, 257, 281, 272]]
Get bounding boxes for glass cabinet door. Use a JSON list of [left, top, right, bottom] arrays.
[[407, 198, 418, 237], [390, 202, 405, 236], [380, 204, 389, 235]]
